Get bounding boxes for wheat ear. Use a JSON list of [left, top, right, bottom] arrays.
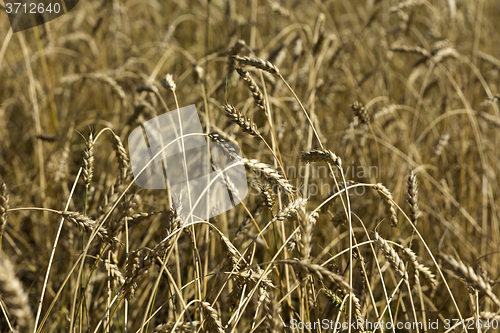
[[0, 256, 34, 332], [374, 232, 406, 277], [111, 132, 130, 181], [82, 131, 95, 186], [300, 149, 342, 168], [153, 322, 200, 332], [60, 211, 118, 244], [223, 104, 260, 136], [476, 111, 500, 128], [226, 40, 246, 74], [0, 183, 8, 242], [259, 183, 275, 210], [200, 302, 224, 333], [235, 67, 267, 114], [432, 132, 450, 159], [161, 74, 176, 92], [389, 0, 424, 12], [279, 259, 350, 291], [233, 55, 280, 75], [373, 184, 398, 227], [241, 158, 293, 193], [440, 254, 500, 307], [407, 170, 419, 226], [263, 290, 283, 333], [403, 248, 438, 291]]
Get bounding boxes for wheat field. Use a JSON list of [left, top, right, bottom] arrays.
[[1, 0, 500, 332]]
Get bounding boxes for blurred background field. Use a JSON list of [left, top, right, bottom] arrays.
[[1, 0, 500, 332]]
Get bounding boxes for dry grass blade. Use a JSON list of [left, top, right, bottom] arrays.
[[374, 105, 397, 120], [0, 256, 33, 332], [477, 51, 500, 68], [136, 83, 160, 95]]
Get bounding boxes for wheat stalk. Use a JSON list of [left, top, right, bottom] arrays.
[[477, 51, 500, 68], [121, 226, 177, 301], [208, 132, 240, 160]]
